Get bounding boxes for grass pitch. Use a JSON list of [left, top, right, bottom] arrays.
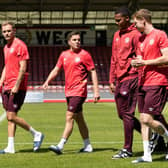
[[0, 102, 168, 168]]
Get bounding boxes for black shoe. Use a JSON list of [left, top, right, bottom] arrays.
[[154, 136, 166, 152], [165, 143, 168, 160], [149, 133, 166, 153], [149, 132, 160, 153], [112, 149, 132, 159]]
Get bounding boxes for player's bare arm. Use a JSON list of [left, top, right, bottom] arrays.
[[0, 67, 6, 87], [147, 47, 168, 65], [132, 48, 168, 67], [90, 69, 100, 103], [43, 66, 60, 89], [11, 60, 27, 94], [109, 83, 116, 93]]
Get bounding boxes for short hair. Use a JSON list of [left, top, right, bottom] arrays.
[[115, 6, 131, 18], [1, 21, 16, 29], [67, 31, 80, 41], [133, 9, 152, 24]]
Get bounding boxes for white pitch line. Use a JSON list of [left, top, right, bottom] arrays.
[[0, 111, 6, 123], [0, 141, 142, 145]]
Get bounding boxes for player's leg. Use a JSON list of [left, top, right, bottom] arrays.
[[113, 78, 139, 159], [7, 111, 30, 130], [113, 95, 134, 158], [122, 78, 141, 152], [132, 86, 168, 163], [49, 96, 91, 154], [149, 114, 168, 153], [150, 90, 168, 153], [132, 86, 152, 163], [49, 110, 75, 154], [49, 97, 79, 154], [0, 90, 44, 154], [1, 121, 16, 153], [75, 111, 93, 152], [129, 78, 141, 133], [6, 111, 44, 152], [144, 87, 168, 160], [62, 111, 75, 139], [0, 91, 15, 154]]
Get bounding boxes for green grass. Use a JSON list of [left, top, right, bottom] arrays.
[[0, 102, 168, 168]]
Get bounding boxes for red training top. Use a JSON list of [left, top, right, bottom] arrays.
[[109, 24, 141, 83], [4, 38, 29, 91], [137, 28, 168, 86], [56, 48, 95, 97]]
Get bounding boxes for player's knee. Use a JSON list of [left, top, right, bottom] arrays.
[[140, 116, 151, 126], [66, 114, 74, 123], [7, 116, 13, 121], [6, 113, 15, 122]]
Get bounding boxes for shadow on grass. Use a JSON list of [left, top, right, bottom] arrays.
[[18, 147, 49, 153], [93, 147, 118, 153], [132, 151, 168, 162], [61, 147, 119, 154], [18, 147, 119, 155], [133, 151, 143, 157], [153, 155, 166, 162], [47, 147, 120, 155]]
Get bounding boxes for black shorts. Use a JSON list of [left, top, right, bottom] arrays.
[[2, 90, 26, 112], [66, 96, 86, 113]]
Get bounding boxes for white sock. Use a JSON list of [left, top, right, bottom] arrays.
[[5, 137, 15, 153], [162, 130, 168, 142], [84, 138, 91, 147], [57, 138, 67, 150], [29, 127, 40, 136], [143, 140, 151, 158]]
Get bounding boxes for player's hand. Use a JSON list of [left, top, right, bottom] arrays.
[[42, 82, 49, 90], [131, 55, 145, 67], [109, 83, 116, 93], [94, 96, 100, 103], [11, 86, 19, 95]]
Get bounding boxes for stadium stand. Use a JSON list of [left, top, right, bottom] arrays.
[[0, 45, 111, 92], [0, 0, 168, 93], [25, 46, 111, 87]]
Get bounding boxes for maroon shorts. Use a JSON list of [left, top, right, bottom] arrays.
[[2, 90, 26, 112], [115, 77, 138, 118], [138, 86, 167, 115], [66, 96, 86, 113]]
